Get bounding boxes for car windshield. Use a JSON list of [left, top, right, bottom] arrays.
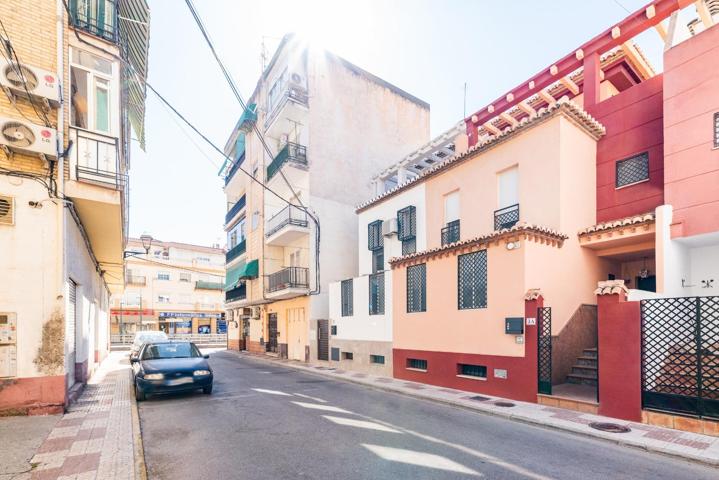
[[142, 343, 201, 360], [135, 332, 167, 344]]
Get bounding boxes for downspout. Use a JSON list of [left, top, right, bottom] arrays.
[[56, 0, 67, 388]]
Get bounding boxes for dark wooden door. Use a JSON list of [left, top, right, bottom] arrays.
[[317, 319, 329, 361]]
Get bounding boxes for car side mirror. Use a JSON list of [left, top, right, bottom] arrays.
[[203, 354, 209, 359], [130, 357, 139, 363]]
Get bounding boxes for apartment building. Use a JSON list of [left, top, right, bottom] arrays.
[[222, 34, 430, 360], [110, 238, 226, 336], [0, 0, 149, 414]]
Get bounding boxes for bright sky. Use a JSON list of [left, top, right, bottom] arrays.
[[129, 0, 673, 248]]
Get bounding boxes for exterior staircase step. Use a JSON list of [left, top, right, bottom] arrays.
[[567, 373, 598, 386]]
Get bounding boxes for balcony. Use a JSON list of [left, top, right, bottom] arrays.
[[265, 205, 309, 246], [267, 142, 308, 182], [69, 0, 118, 43], [441, 220, 460, 246], [225, 239, 246, 264], [224, 152, 246, 186], [195, 281, 224, 291], [225, 283, 247, 303], [494, 204, 520, 231], [125, 275, 146, 286], [237, 104, 258, 134], [265, 85, 309, 138], [225, 195, 246, 226], [265, 267, 310, 300]]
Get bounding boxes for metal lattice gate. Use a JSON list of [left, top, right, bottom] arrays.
[[641, 296, 719, 419], [537, 306, 552, 395]]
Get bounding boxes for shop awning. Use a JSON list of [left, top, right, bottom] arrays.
[[239, 259, 259, 280], [225, 260, 245, 291]]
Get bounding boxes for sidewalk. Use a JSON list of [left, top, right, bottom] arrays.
[[10, 352, 144, 480], [233, 351, 719, 466]]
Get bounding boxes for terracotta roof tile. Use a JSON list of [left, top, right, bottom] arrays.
[[594, 280, 629, 296], [578, 212, 655, 236]]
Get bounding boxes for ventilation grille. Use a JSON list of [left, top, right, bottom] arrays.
[[0, 195, 14, 225]]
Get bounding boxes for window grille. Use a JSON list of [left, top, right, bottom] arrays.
[[372, 249, 384, 273], [397, 206, 416, 240], [369, 273, 385, 315], [401, 237, 416, 255], [370, 355, 385, 364], [458, 364, 487, 378], [714, 112, 719, 148], [441, 220, 460, 246], [616, 152, 649, 187], [458, 250, 488, 309], [407, 264, 427, 313], [341, 279, 353, 317], [407, 358, 427, 370], [368, 220, 383, 250]]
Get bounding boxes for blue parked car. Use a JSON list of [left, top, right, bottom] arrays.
[[131, 341, 213, 401]]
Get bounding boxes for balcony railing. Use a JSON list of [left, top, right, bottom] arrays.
[[494, 204, 520, 231], [225, 195, 246, 225], [267, 142, 307, 181], [225, 283, 247, 302], [125, 275, 146, 286], [265, 86, 309, 128], [69, 0, 119, 43], [225, 239, 246, 263], [224, 152, 246, 186], [266, 267, 309, 293], [195, 281, 224, 291], [71, 128, 125, 189], [265, 205, 308, 238], [441, 220, 460, 246]]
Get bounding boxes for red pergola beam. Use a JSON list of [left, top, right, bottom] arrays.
[[464, 0, 693, 145]]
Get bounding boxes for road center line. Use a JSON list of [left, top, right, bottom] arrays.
[[252, 388, 292, 396], [322, 415, 402, 433], [292, 392, 327, 403], [290, 401, 352, 414]]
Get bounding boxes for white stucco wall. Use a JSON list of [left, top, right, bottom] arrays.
[[329, 270, 393, 342]]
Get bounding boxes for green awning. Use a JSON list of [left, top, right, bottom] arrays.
[[239, 259, 259, 280], [225, 260, 245, 291]]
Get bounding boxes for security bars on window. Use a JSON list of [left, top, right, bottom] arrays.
[[441, 220, 460, 246], [407, 263, 427, 313], [372, 249, 384, 273], [368, 220, 383, 250], [714, 112, 719, 148], [397, 206, 416, 240], [341, 279, 353, 317], [616, 152, 649, 188], [369, 273, 385, 315], [401, 237, 416, 255], [458, 250, 487, 309]]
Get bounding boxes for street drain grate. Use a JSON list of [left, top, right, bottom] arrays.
[[469, 395, 491, 402], [494, 401, 516, 407], [589, 422, 631, 433]]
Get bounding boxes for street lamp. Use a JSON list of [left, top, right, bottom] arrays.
[[140, 233, 154, 254]]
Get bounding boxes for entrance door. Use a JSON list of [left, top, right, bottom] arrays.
[[317, 319, 329, 361], [287, 308, 306, 361], [241, 318, 249, 350], [67, 280, 78, 388], [537, 306, 552, 395], [636, 275, 656, 292], [267, 313, 278, 353]]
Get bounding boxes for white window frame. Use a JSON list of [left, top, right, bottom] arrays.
[[69, 48, 118, 136]]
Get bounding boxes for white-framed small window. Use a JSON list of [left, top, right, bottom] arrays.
[[70, 47, 117, 135], [251, 211, 260, 231], [179, 273, 191, 283], [497, 166, 519, 209], [157, 272, 170, 281], [444, 191, 459, 224]]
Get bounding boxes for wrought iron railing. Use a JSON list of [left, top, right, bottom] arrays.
[[266, 267, 309, 293], [195, 281, 224, 290], [266, 142, 307, 181], [494, 204, 520, 230], [111, 333, 227, 345], [125, 275, 146, 286], [265, 205, 308, 237], [225, 283, 247, 302], [69, 0, 119, 43], [225, 195, 246, 225], [265, 86, 309, 128], [225, 239, 246, 263], [71, 128, 125, 189], [441, 220, 460, 246], [224, 151, 246, 186]]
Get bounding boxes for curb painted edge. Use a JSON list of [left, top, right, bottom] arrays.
[[129, 370, 148, 480], [230, 351, 719, 468]]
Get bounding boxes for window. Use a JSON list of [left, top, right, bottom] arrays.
[[458, 363, 487, 379], [157, 295, 170, 303], [369, 273, 385, 315], [341, 279, 353, 317], [370, 355, 385, 365], [367, 220, 383, 250], [406, 358, 427, 371], [331, 347, 340, 361], [714, 112, 719, 148], [267, 68, 288, 114], [251, 211, 260, 231], [497, 166, 519, 209], [70, 48, 115, 134], [406, 264, 426, 313], [331, 325, 337, 335], [458, 250, 488, 309], [179, 273, 191, 283], [616, 152, 649, 188], [372, 249, 384, 273], [157, 272, 170, 281], [401, 237, 416, 255], [444, 191, 459, 224], [342, 352, 353, 360], [441, 219, 460, 245], [398, 206, 416, 255], [195, 257, 210, 264]]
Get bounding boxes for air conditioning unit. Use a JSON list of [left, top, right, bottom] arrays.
[[289, 72, 306, 88], [0, 196, 14, 226], [0, 59, 60, 107], [382, 218, 398, 237], [250, 306, 261, 319], [242, 307, 252, 317], [0, 116, 57, 160]]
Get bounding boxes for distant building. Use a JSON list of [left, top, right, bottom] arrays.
[[221, 34, 430, 360], [111, 238, 226, 336], [0, 0, 150, 414]]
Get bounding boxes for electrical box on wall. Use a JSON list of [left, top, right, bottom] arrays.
[[505, 317, 524, 335], [0, 313, 17, 378], [0, 313, 17, 344]]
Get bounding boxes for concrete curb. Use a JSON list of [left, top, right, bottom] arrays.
[[129, 370, 148, 480], [229, 351, 719, 468]]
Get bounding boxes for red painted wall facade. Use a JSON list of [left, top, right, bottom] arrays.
[[663, 24, 719, 238], [588, 75, 665, 222], [0, 376, 66, 415], [597, 293, 642, 421], [392, 298, 542, 403]]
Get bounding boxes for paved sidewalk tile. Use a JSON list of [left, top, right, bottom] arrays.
[[14, 353, 140, 480], [235, 351, 719, 466]]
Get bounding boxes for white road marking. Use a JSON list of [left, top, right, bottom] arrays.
[[290, 401, 352, 414], [293, 392, 327, 403], [362, 444, 480, 476], [322, 415, 401, 433], [252, 388, 292, 396]]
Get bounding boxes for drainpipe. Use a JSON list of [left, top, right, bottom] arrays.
[[56, 0, 67, 388]]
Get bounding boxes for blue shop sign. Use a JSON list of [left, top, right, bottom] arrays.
[[158, 312, 222, 319], [217, 320, 227, 334]]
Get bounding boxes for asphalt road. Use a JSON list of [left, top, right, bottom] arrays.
[[138, 351, 717, 480]]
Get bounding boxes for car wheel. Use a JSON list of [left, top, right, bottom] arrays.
[[203, 385, 213, 395], [135, 382, 146, 401]]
